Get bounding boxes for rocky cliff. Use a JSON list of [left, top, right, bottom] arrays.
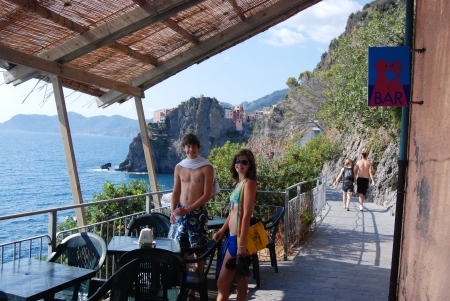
[[118, 96, 244, 173], [249, 96, 398, 214], [247, 72, 325, 156], [247, 0, 401, 214], [321, 130, 398, 214]]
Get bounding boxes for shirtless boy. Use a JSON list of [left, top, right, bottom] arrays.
[[354, 151, 375, 211], [170, 133, 219, 301]]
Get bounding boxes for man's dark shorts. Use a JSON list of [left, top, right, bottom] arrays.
[[169, 204, 208, 248], [357, 177, 370, 196]]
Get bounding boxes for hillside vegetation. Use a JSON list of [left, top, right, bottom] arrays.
[[244, 0, 405, 211], [113, 0, 405, 212]]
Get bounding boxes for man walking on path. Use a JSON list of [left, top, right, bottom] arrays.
[[354, 151, 375, 211]]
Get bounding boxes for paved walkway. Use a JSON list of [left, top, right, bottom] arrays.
[[239, 187, 395, 301]]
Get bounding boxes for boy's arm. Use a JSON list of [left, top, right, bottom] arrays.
[[170, 165, 181, 223], [369, 163, 375, 186], [353, 164, 359, 182]]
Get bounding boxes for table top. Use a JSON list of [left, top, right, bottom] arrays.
[[107, 236, 181, 255], [0, 258, 97, 301], [207, 215, 227, 230]]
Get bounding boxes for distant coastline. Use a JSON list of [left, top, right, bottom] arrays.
[[0, 112, 149, 137]]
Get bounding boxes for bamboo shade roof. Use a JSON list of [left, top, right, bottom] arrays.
[[0, 0, 320, 109]]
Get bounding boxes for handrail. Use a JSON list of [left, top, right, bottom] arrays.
[[283, 173, 327, 260], [0, 189, 173, 221], [0, 176, 327, 265]]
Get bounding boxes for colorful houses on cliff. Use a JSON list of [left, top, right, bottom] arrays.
[[154, 104, 273, 131]]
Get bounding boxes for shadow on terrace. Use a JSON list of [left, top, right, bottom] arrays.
[[0, 175, 326, 300]]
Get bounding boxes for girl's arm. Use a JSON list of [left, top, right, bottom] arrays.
[[237, 179, 257, 257], [213, 214, 231, 242], [333, 168, 344, 186]]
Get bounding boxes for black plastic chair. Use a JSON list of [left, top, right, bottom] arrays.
[[125, 213, 170, 238], [252, 206, 285, 288], [263, 206, 285, 272], [87, 259, 139, 301], [183, 240, 218, 301], [48, 232, 107, 301], [119, 248, 187, 301], [151, 212, 171, 230]]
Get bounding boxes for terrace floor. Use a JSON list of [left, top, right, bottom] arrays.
[[205, 187, 395, 300]]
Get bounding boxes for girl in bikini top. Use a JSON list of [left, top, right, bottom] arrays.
[[229, 179, 247, 210]]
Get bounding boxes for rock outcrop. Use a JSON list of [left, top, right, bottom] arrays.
[[118, 96, 244, 173], [321, 130, 398, 214]]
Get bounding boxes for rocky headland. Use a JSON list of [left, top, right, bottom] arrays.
[[117, 96, 248, 173]]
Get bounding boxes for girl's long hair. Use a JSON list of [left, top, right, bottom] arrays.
[[229, 149, 257, 182]]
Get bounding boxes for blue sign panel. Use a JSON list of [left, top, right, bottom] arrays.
[[368, 46, 410, 106]]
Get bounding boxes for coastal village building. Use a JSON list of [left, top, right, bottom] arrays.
[[233, 105, 244, 131], [263, 106, 272, 115], [153, 109, 171, 123], [225, 104, 273, 131], [224, 108, 233, 119], [246, 114, 256, 122]]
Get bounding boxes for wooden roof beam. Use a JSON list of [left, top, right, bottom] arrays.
[[3, 0, 206, 85], [97, 0, 321, 107], [0, 44, 144, 98], [108, 42, 159, 66], [132, 0, 148, 6], [164, 17, 199, 45], [6, 0, 160, 78], [14, 0, 159, 66], [6, 0, 90, 33], [229, 0, 246, 21]]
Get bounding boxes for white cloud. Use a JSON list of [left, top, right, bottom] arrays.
[[263, 0, 363, 46], [264, 27, 307, 46]]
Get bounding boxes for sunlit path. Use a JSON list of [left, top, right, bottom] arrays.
[[242, 187, 394, 301]]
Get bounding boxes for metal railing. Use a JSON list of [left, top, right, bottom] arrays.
[[283, 173, 327, 259], [0, 175, 327, 265]]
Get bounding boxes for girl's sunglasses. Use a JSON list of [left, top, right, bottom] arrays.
[[235, 159, 249, 165]]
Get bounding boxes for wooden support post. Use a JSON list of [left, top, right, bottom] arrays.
[[134, 96, 161, 209], [50, 75, 87, 228]]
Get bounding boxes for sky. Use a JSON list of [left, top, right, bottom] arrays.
[[0, 0, 372, 123]]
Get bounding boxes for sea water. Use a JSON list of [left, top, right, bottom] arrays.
[[0, 131, 174, 245]]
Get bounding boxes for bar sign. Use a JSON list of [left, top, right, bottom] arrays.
[[368, 46, 410, 106]]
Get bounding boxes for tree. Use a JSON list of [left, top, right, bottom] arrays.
[[208, 135, 339, 206], [58, 180, 149, 233], [317, 4, 405, 136]]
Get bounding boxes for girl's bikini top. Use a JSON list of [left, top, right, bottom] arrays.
[[229, 179, 247, 209]]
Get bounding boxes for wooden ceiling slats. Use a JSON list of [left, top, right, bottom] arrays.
[[0, 0, 321, 104]]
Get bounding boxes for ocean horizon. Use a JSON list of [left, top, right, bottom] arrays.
[[0, 130, 174, 245]]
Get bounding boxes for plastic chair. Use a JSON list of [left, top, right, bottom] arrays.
[[87, 259, 139, 301], [151, 212, 171, 229], [263, 206, 285, 272], [183, 240, 218, 301], [125, 213, 170, 238], [119, 248, 187, 301], [48, 232, 107, 301], [252, 206, 285, 288]]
